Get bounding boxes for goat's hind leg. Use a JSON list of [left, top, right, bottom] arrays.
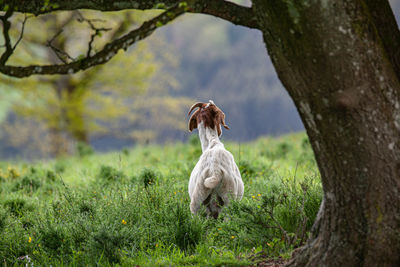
[[203, 194, 214, 217], [190, 184, 210, 214], [203, 194, 224, 219]]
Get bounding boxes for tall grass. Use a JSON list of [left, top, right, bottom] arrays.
[[0, 133, 322, 266]]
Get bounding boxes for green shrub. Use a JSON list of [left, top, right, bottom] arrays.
[[46, 170, 57, 182], [12, 168, 59, 193], [20, 216, 34, 230], [3, 197, 34, 217], [13, 175, 42, 192], [239, 160, 257, 179], [139, 167, 160, 187], [301, 137, 311, 150], [261, 142, 292, 160], [235, 176, 322, 251], [76, 142, 94, 157], [97, 165, 126, 183], [78, 199, 95, 216], [0, 208, 8, 232], [88, 225, 126, 263], [172, 203, 204, 251], [40, 224, 71, 254], [54, 161, 66, 173], [122, 148, 130, 156], [276, 142, 292, 158]]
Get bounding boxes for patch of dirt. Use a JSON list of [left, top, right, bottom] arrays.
[[255, 257, 287, 267], [246, 252, 288, 267]]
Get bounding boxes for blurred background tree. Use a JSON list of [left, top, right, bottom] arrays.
[[0, 10, 191, 158]]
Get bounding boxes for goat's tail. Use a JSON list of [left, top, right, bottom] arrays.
[[204, 175, 222, 189]]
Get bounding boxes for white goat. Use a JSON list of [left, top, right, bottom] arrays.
[[187, 100, 244, 218]]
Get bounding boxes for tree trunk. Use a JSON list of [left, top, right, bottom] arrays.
[[47, 15, 90, 145], [252, 0, 400, 266], [49, 128, 69, 156]]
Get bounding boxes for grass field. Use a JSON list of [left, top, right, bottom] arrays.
[[0, 132, 322, 266]]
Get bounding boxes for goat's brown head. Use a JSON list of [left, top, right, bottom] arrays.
[[187, 100, 230, 136]]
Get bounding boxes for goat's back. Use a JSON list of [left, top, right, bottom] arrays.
[[188, 143, 243, 200]]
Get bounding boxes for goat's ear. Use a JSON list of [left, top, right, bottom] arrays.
[[188, 110, 199, 132], [188, 102, 205, 132], [215, 109, 230, 136]]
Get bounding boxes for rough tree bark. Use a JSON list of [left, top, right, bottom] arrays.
[[252, 0, 400, 266]]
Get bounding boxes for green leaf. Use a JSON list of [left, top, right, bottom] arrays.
[[154, 3, 166, 9], [178, 2, 187, 8]]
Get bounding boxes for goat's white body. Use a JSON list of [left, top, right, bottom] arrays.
[[188, 122, 244, 216]]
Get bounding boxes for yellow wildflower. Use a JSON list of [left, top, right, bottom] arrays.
[[251, 195, 255, 199], [28, 237, 32, 243], [122, 219, 127, 225], [257, 193, 261, 197], [231, 235, 235, 239]]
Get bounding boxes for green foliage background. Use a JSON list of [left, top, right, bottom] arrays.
[[0, 10, 192, 159], [0, 7, 304, 159]]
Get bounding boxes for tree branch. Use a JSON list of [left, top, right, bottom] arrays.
[[0, 4, 15, 65], [192, 1, 258, 29], [76, 11, 112, 57], [13, 14, 30, 51], [0, 0, 259, 29], [46, 29, 74, 64], [0, 3, 186, 78]]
